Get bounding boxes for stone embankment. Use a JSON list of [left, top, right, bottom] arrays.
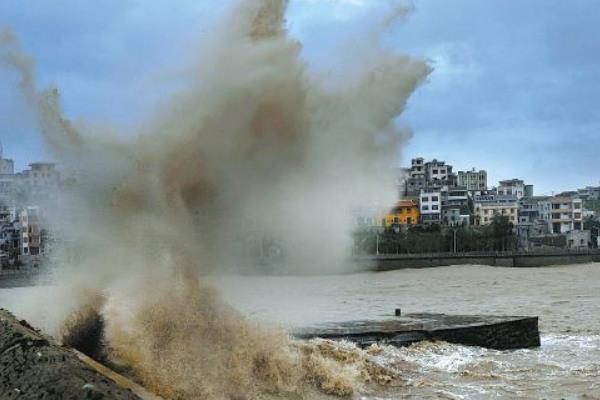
[[0, 309, 159, 400], [359, 249, 600, 271]]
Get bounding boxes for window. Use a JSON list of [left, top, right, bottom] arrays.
[[574, 203, 581, 210], [433, 169, 438, 174], [574, 222, 582, 230], [432, 205, 439, 210], [484, 217, 488, 222], [393, 217, 399, 224], [422, 197, 429, 202], [574, 213, 581, 219], [422, 205, 429, 211], [484, 209, 489, 215], [432, 196, 439, 202]]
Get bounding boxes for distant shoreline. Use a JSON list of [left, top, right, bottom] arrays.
[[358, 249, 600, 270]]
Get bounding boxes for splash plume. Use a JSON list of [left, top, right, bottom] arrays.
[[1, 0, 430, 398]]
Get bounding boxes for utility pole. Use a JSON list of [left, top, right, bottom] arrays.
[[453, 226, 458, 253]]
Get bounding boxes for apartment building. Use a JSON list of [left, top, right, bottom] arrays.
[[539, 196, 584, 234], [457, 168, 487, 192], [497, 179, 533, 199], [425, 159, 456, 185], [473, 194, 519, 226], [420, 188, 443, 224]]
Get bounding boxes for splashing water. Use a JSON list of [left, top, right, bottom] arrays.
[[1, 0, 430, 398]]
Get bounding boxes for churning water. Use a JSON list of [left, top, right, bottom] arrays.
[[2, 263, 600, 399], [215, 263, 600, 399]]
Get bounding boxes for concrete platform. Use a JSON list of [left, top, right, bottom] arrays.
[[294, 313, 540, 350]]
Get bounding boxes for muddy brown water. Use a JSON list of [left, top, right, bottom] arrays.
[[2, 263, 600, 399]]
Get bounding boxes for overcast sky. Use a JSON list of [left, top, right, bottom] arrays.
[[1, 0, 598, 194]]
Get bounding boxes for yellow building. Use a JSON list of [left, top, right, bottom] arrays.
[[384, 200, 420, 228]]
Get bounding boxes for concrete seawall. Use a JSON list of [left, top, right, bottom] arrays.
[[0, 309, 160, 400], [358, 250, 600, 271]]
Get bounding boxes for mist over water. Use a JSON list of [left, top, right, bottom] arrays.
[[1, 0, 430, 398]]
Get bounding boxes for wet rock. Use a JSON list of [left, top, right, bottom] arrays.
[[0, 309, 144, 400]]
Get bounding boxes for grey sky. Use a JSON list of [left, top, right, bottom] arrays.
[[1, 0, 598, 194]]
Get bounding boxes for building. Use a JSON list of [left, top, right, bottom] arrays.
[[577, 186, 600, 201], [400, 158, 457, 197], [0, 206, 19, 269], [399, 158, 426, 197], [16, 162, 61, 201], [384, 200, 420, 230], [457, 168, 487, 192], [566, 230, 591, 250], [442, 187, 471, 226], [18, 206, 45, 267], [424, 159, 456, 185], [420, 188, 443, 224], [0, 142, 16, 205], [539, 196, 584, 234], [497, 179, 533, 199], [473, 194, 519, 226]]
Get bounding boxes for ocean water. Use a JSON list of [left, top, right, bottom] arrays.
[[215, 264, 600, 399], [2, 263, 600, 399]]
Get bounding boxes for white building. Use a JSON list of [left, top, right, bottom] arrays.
[[539, 196, 584, 234], [420, 188, 443, 224], [497, 179, 533, 199]]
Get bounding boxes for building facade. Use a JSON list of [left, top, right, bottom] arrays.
[[420, 188, 443, 224], [424, 159, 456, 185], [457, 168, 487, 192], [497, 179, 533, 199], [473, 194, 519, 226], [539, 196, 584, 234], [384, 200, 420, 230]]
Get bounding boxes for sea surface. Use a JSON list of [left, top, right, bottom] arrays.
[[215, 264, 600, 399], [2, 263, 600, 399]]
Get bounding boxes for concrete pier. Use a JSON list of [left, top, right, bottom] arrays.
[[0, 309, 159, 400], [295, 313, 540, 350]]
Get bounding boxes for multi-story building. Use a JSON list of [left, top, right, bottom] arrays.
[[16, 162, 61, 201], [497, 179, 533, 199], [539, 196, 584, 234], [457, 168, 487, 193], [577, 186, 600, 201], [400, 158, 457, 197], [19, 206, 45, 267], [473, 194, 519, 226], [384, 200, 420, 230], [517, 196, 549, 225], [0, 143, 16, 205], [409, 158, 425, 178], [424, 159, 456, 185], [400, 158, 426, 197], [442, 187, 471, 226], [420, 188, 443, 224]]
